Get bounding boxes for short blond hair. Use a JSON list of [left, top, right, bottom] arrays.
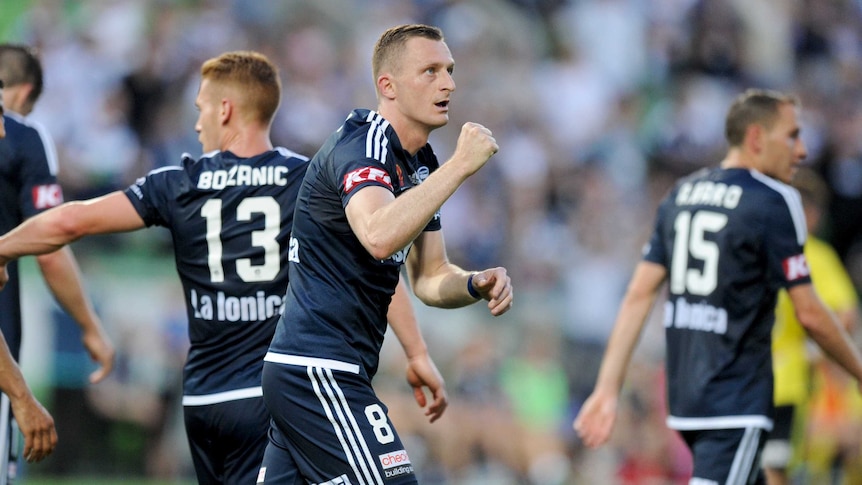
[[200, 51, 281, 125]]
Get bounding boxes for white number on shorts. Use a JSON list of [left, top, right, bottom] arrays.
[[364, 404, 394, 444]]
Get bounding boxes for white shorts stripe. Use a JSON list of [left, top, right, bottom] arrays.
[[0, 393, 9, 485], [727, 427, 760, 485], [324, 368, 384, 485], [264, 352, 360, 374], [181, 386, 263, 406], [308, 367, 367, 485], [666, 414, 773, 431]]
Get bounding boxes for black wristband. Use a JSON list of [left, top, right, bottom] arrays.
[[467, 273, 481, 299]]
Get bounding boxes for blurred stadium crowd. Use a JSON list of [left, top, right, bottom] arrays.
[[4, 0, 862, 483]]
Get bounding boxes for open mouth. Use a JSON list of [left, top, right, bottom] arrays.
[[435, 100, 449, 108]]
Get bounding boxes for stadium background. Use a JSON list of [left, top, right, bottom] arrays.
[[3, 0, 862, 483]]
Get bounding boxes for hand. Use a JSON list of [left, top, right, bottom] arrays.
[[471, 267, 513, 316], [405, 352, 448, 423], [81, 324, 116, 384], [10, 394, 57, 463], [451, 122, 498, 177], [573, 389, 618, 449]]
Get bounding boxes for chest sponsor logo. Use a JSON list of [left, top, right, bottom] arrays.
[[32, 184, 63, 209], [190, 288, 285, 322], [783, 253, 809, 281], [663, 298, 728, 335], [344, 166, 392, 194]]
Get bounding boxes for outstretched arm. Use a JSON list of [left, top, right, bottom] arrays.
[[387, 275, 448, 423], [574, 261, 666, 448], [0, 331, 56, 462], [0, 192, 146, 382]]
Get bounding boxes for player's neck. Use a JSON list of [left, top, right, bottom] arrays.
[[220, 129, 273, 158], [376, 107, 430, 156], [720, 148, 757, 172]]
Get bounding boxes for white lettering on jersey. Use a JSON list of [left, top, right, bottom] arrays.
[[783, 253, 810, 281], [191, 288, 285, 322], [664, 298, 728, 335], [675, 181, 742, 209], [32, 183, 63, 209], [288, 236, 300, 264], [197, 166, 289, 189]]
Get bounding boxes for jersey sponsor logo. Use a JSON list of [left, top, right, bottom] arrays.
[[197, 165, 289, 190], [675, 181, 742, 209], [288, 236, 300, 264], [256, 467, 266, 484], [783, 253, 809, 281], [190, 288, 285, 322], [383, 242, 412, 264], [663, 298, 728, 334], [31, 183, 63, 209], [379, 449, 413, 479], [344, 166, 392, 194]]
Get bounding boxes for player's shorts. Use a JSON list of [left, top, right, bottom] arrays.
[[183, 394, 269, 485], [0, 394, 19, 485], [258, 356, 417, 485], [680, 427, 767, 485], [761, 405, 795, 469]]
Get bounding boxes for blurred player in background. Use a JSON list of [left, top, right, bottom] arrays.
[[258, 24, 512, 484], [764, 167, 860, 484], [0, 44, 114, 483], [0, 50, 443, 485], [574, 89, 862, 484], [0, 76, 57, 473]]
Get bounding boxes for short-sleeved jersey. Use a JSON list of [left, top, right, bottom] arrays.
[[772, 236, 858, 405], [0, 113, 63, 360], [644, 167, 810, 431], [123, 148, 308, 402], [266, 109, 441, 378]]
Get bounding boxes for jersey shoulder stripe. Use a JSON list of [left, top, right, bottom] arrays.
[[364, 111, 391, 164], [749, 170, 806, 245], [275, 146, 310, 162], [8, 112, 59, 175]]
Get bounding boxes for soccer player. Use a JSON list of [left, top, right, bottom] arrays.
[[0, 50, 445, 485], [0, 77, 58, 469], [257, 24, 513, 485], [0, 44, 114, 481], [574, 89, 862, 484], [763, 168, 860, 485]]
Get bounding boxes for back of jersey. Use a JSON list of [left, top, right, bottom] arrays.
[[644, 167, 809, 428], [124, 148, 308, 398]]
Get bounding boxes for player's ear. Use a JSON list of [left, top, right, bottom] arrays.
[[220, 97, 232, 125], [377, 73, 396, 101], [745, 124, 764, 153]]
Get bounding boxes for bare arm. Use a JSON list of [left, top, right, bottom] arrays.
[[790, 283, 862, 386], [0, 332, 56, 462], [574, 261, 667, 448], [404, 230, 512, 316], [387, 275, 448, 423], [35, 247, 115, 383], [345, 123, 498, 260], [0, 192, 146, 381]]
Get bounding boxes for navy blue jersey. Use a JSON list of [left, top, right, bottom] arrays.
[[266, 109, 441, 378], [124, 148, 308, 402], [0, 113, 63, 360], [644, 167, 809, 431]]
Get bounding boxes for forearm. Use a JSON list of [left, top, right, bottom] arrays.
[[804, 307, 862, 382], [409, 263, 476, 309], [0, 333, 31, 402], [0, 205, 79, 265], [36, 248, 101, 333], [388, 276, 428, 359], [593, 294, 655, 393]]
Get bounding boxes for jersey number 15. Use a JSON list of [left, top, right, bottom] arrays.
[[670, 210, 728, 296]]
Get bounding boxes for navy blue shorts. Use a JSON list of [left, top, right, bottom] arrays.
[[184, 396, 269, 485], [258, 357, 417, 485], [680, 427, 767, 485]]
